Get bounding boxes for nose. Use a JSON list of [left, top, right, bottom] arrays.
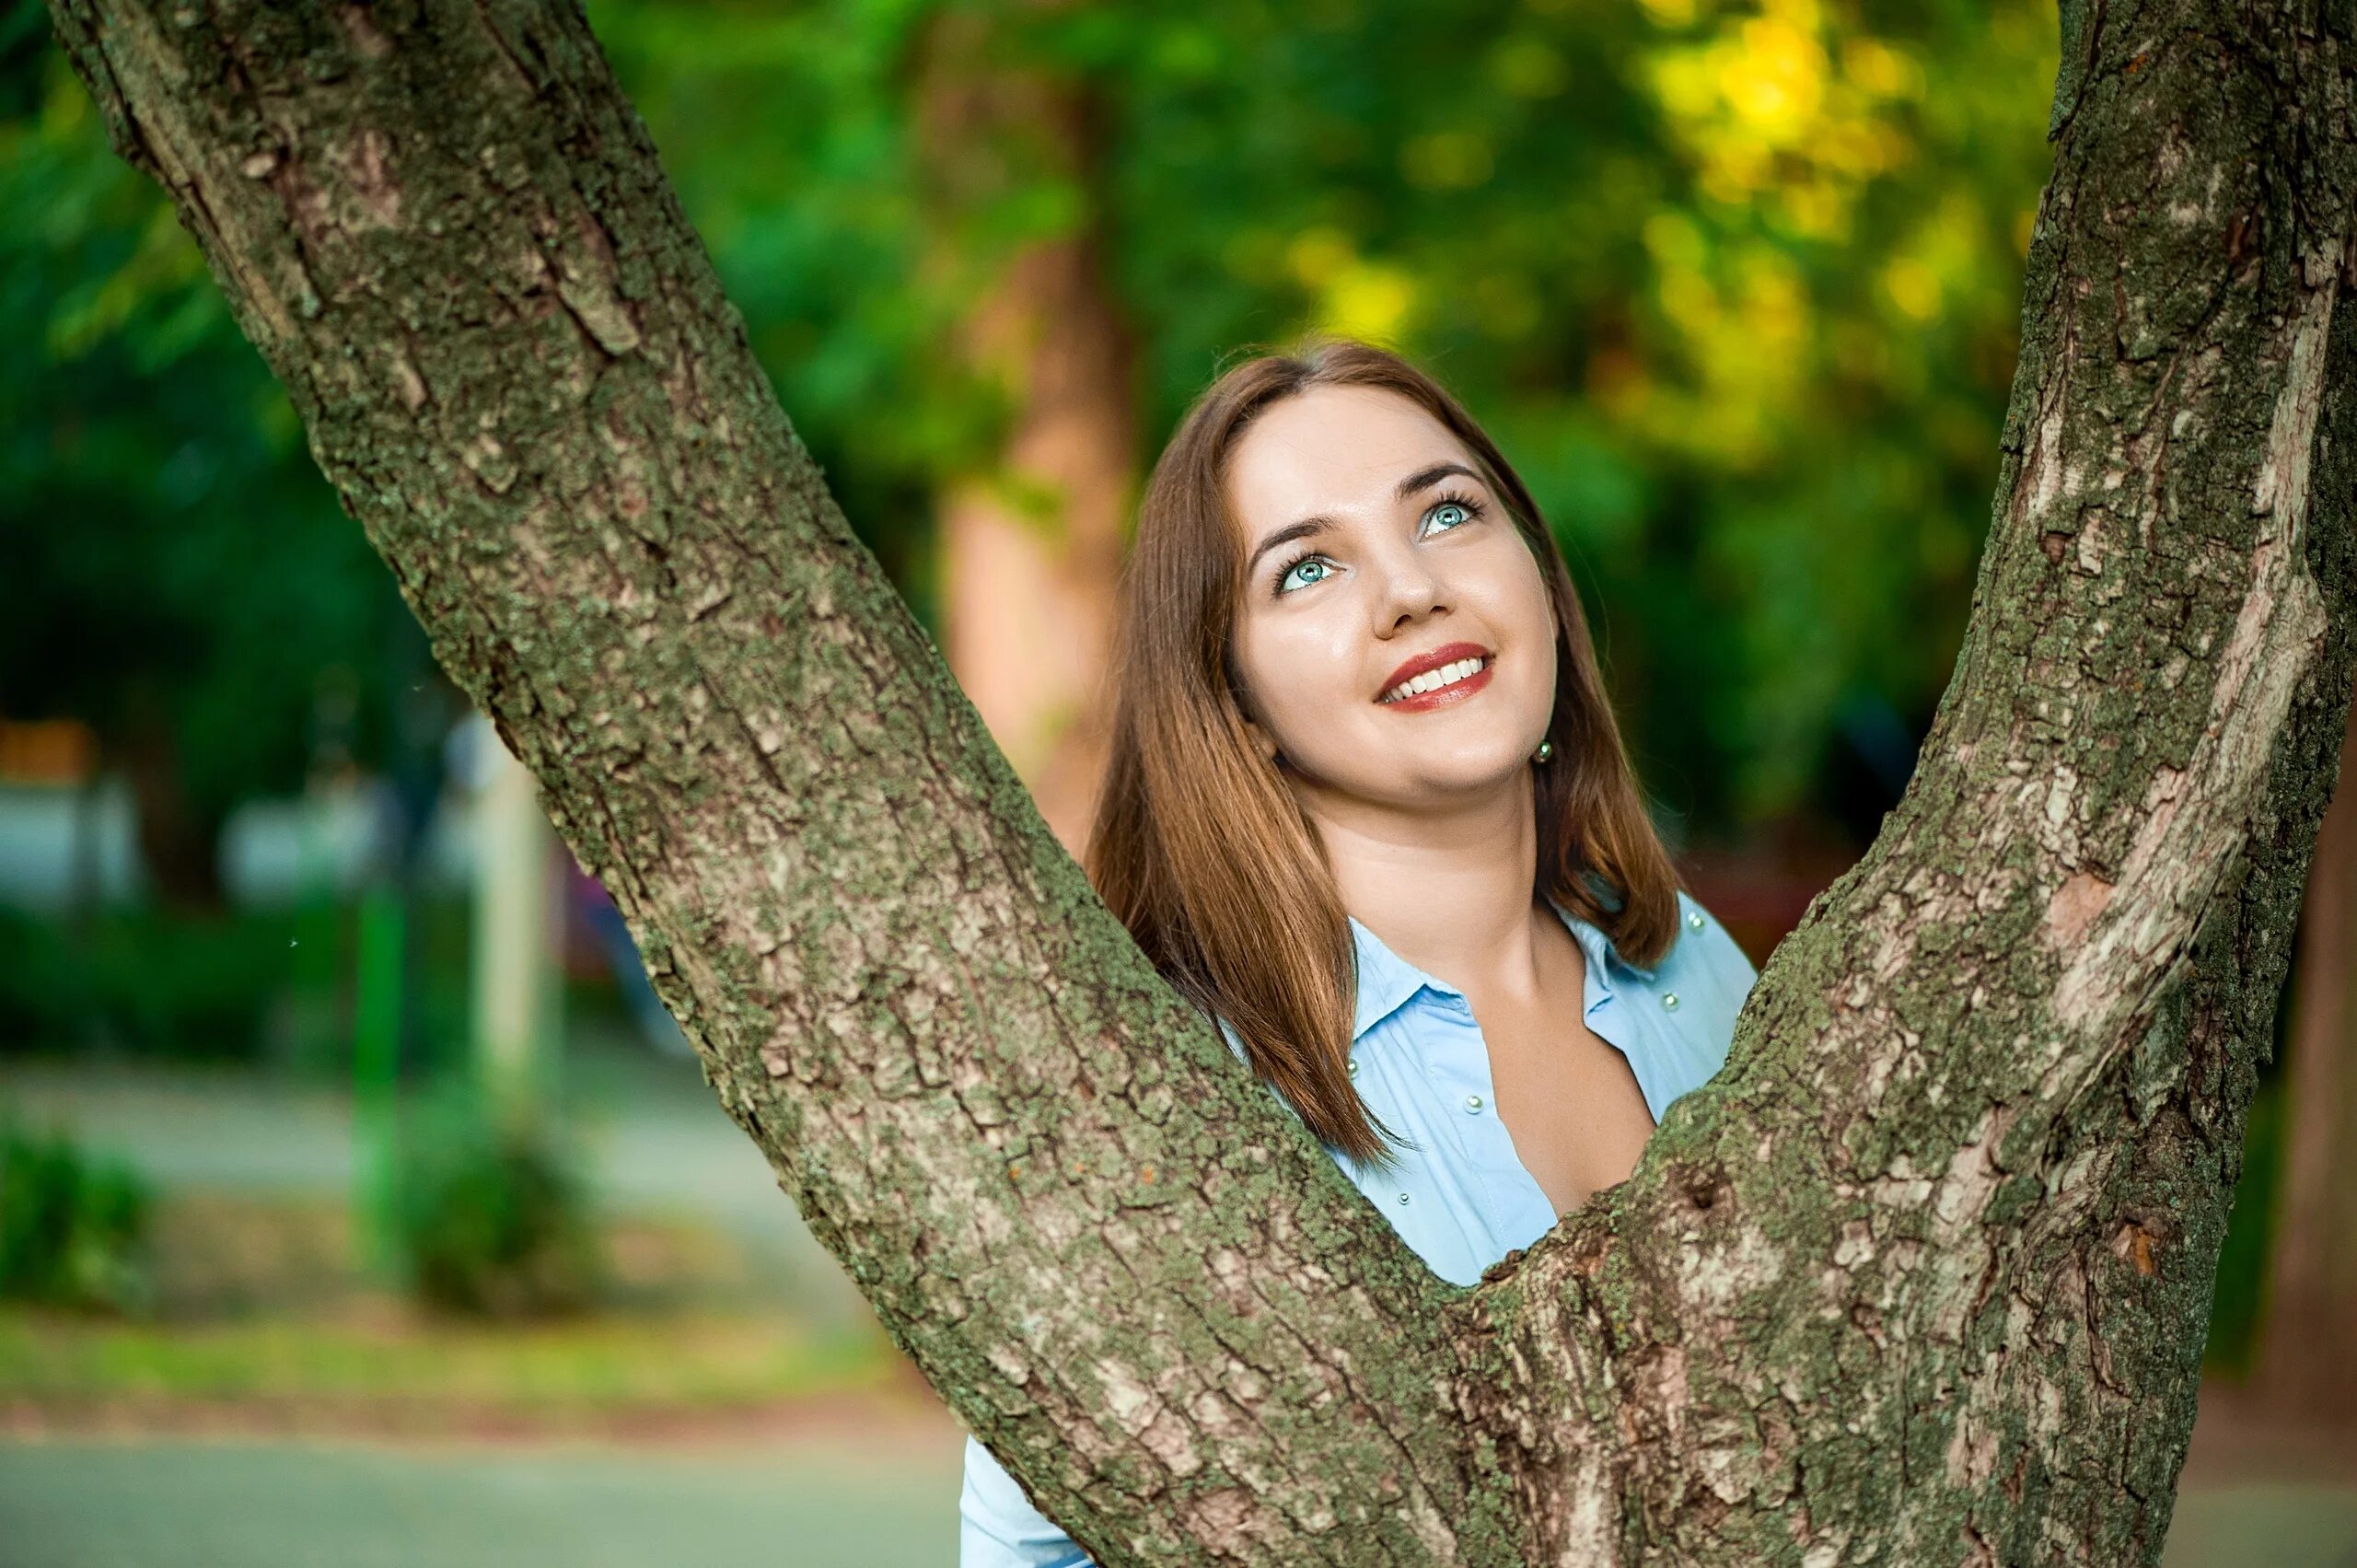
[[1368, 536, 1446, 634]]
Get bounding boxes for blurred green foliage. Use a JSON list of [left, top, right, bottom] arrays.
[[0, 1109, 153, 1313], [6, 0, 2060, 850], [0, 903, 307, 1061], [0, 7, 412, 901], [0, 1307, 900, 1417], [0, 897, 472, 1071], [389, 1076, 602, 1319]]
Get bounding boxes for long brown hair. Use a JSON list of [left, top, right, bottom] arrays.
[[1086, 336, 1680, 1167]]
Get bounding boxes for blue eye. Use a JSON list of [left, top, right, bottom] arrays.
[[1276, 555, 1333, 595], [1423, 494, 1482, 534], [1271, 492, 1486, 597]]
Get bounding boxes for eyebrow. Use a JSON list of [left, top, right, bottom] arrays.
[[1242, 461, 1485, 577]]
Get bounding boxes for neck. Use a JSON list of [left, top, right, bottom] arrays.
[[1291, 770, 1551, 1005]]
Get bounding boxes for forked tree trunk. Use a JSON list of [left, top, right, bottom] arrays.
[[43, 1, 2357, 1562]]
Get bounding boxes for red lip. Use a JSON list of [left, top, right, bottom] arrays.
[[1376, 641, 1494, 703]]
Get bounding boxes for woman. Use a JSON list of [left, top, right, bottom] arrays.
[[959, 337, 1759, 1566]]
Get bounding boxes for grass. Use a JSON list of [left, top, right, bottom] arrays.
[[0, 1307, 900, 1425], [0, 1182, 906, 1434]]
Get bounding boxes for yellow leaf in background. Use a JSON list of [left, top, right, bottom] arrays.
[[1884, 258, 1943, 320], [1491, 37, 1569, 99], [1401, 131, 1495, 192], [1286, 227, 1353, 286], [1318, 261, 1417, 343], [1842, 37, 1924, 99], [1720, 16, 1828, 141]]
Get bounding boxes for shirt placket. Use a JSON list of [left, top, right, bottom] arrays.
[[1577, 932, 1673, 1124], [1400, 985, 1543, 1239]]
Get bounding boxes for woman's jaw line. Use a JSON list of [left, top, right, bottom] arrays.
[[1286, 764, 1544, 861], [1282, 745, 1537, 825]]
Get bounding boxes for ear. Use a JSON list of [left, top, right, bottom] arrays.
[[1244, 718, 1279, 765]]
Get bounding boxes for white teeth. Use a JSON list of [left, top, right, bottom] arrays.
[[1382, 656, 1486, 703]]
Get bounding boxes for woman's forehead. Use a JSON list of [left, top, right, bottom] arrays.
[[1225, 386, 1471, 522]]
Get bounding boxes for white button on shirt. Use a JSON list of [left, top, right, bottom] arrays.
[[958, 889, 1760, 1568]]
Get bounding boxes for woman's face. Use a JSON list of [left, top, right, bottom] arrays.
[[1225, 383, 1559, 810]]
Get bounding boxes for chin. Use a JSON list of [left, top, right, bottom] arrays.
[[1406, 745, 1537, 796]]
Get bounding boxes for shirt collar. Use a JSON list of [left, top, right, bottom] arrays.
[[1344, 914, 1434, 1040], [1547, 894, 1661, 984], [1345, 897, 1657, 1040]]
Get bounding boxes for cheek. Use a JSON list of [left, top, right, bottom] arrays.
[[1520, 596, 1561, 701], [1235, 612, 1361, 741], [1465, 544, 1553, 638], [1231, 618, 1301, 726], [1469, 552, 1557, 696]]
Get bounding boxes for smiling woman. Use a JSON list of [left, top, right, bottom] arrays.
[[1094, 339, 1696, 1166], [959, 338, 1760, 1566]]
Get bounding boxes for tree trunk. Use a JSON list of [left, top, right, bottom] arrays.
[[2254, 693, 2357, 1423], [916, 13, 1135, 855], [117, 685, 226, 912], [43, 1, 2357, 1562]]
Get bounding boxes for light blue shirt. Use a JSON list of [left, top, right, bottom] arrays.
[[958, 888, 1760, 1567]]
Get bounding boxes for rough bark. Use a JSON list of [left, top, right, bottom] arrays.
[[2254, 693, 2357, 1423], [916, 11, 1135, 854], [42, 0, 2357, 1562]]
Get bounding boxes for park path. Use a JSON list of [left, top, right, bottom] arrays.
[[0, 1422, 965, 1567], [3, 1407, 2351, 1568]]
